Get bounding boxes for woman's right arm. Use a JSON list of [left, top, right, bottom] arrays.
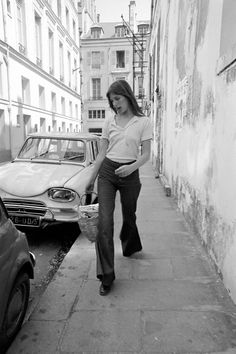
[[86, 138, 109, 192]]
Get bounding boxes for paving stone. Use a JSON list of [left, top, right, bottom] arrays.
[[7, 320, 64, 354], [141, 310, 236, 353], [31, 250, 94, 321], [60, 310, 141, 352], [130, 257, 174, 280], [75, 279, 234, 311], [171, 255, 216, 279]]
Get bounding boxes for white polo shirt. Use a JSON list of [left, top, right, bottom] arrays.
[[102, 115, 152, 163]]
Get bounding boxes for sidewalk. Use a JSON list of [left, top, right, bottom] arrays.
[[8, 162, 236, 354]]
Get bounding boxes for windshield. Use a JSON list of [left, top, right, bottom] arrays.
[[17, 137, 86, 162]]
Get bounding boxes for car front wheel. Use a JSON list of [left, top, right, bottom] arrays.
[[0, 272, 30, 351]]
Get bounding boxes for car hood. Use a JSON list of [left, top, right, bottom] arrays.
[[0, 162, 83, 197]]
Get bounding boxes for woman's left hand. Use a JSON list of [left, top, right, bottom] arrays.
[[115, 165, 134, 177]]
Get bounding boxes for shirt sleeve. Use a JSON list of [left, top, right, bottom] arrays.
[[141, 117, 152, 142]]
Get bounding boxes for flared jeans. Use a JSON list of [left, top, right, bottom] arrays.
[[96, 157, 142, 286]]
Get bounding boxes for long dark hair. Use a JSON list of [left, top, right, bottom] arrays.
[[106, 80, 144, 116]]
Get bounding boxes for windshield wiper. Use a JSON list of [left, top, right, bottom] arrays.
[[64, 154, 84, 161], [30, 151, 49, 160]]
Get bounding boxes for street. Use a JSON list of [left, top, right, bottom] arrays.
[[23, 224, 80, 322]]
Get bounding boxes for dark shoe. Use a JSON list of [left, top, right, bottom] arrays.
[[99, 283, 111, 296]]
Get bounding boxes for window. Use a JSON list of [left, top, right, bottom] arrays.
[[35, 12, 42, 66], [75, 104, 78, 118], [51, 92, 56, 112], [89, 128, 102, 134], [116, 51, 125, 68], [115, 25, 126, 37], [88, 110, 105, 119], [21, 77, 30, 104], [48, 28, 54, 74], [61, 97, 65, 114], [39, 86, 45, 109], [40, 117, 46, 132], [73, 59, 77, 90], [217, 0, 236, 73], [90, 139, 100, 160], [57, 0, 61, 19], [17, 0, 26, 54], [91, 28, 101, 39], [138, 77, 144, 98], [69, 101, 72, 117], [66, 7, 69, 32], [67, 51, 71, 87], [59, 41, 64, 81], [91, 51, 101, 69], [92, 79, 101, 99], [138, 24, 149, 34], [220, 0, 236, 56], [73, 19, 76, 40], [53, 119, 57, 132], [16, 114, 21, 126]]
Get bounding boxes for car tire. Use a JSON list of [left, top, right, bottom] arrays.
[[0, 272, 30, 351]]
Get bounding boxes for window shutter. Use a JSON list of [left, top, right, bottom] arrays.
[[101, 51, 104, 65], [125, 50, 130, 66], [111, 51, 116, 67], [87, 52, 91, 66], [87, 81, 90, 98]]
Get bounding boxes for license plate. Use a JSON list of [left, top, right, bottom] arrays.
[[10, 215, 40, 227]]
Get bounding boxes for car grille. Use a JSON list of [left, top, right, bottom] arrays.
[[3, 198, 47, 217]]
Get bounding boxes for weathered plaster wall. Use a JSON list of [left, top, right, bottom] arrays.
[[152, 0, 236, 302]]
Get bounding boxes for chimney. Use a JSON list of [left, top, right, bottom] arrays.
[[97, 14, 100, 23], [129, 1, 136, 32]]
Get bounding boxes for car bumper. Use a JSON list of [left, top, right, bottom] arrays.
[[3, 198, 80, 228], [29, 252, 36, 267]]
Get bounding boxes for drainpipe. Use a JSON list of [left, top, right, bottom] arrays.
[[1, 0, 12, 159]]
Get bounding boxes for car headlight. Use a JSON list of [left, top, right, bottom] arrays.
[[48, 188, 76, 202]]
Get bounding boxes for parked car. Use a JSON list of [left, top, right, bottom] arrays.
[[0, 132, 100, 230], [0, 197, 35, 351]]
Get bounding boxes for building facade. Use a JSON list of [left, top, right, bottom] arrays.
[[80, 1, 150, 134], [148, 0, 236, 303], [0, 0, 82, 161]]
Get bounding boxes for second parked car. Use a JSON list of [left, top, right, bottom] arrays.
[[0, 197, 35, 351]]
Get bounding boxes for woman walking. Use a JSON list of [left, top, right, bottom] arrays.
[[86, 80, 152, 296]]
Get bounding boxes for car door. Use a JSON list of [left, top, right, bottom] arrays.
[[0, 199, 16, 325]]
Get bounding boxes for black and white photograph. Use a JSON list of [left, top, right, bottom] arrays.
[[0, 0, 236, 353]]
